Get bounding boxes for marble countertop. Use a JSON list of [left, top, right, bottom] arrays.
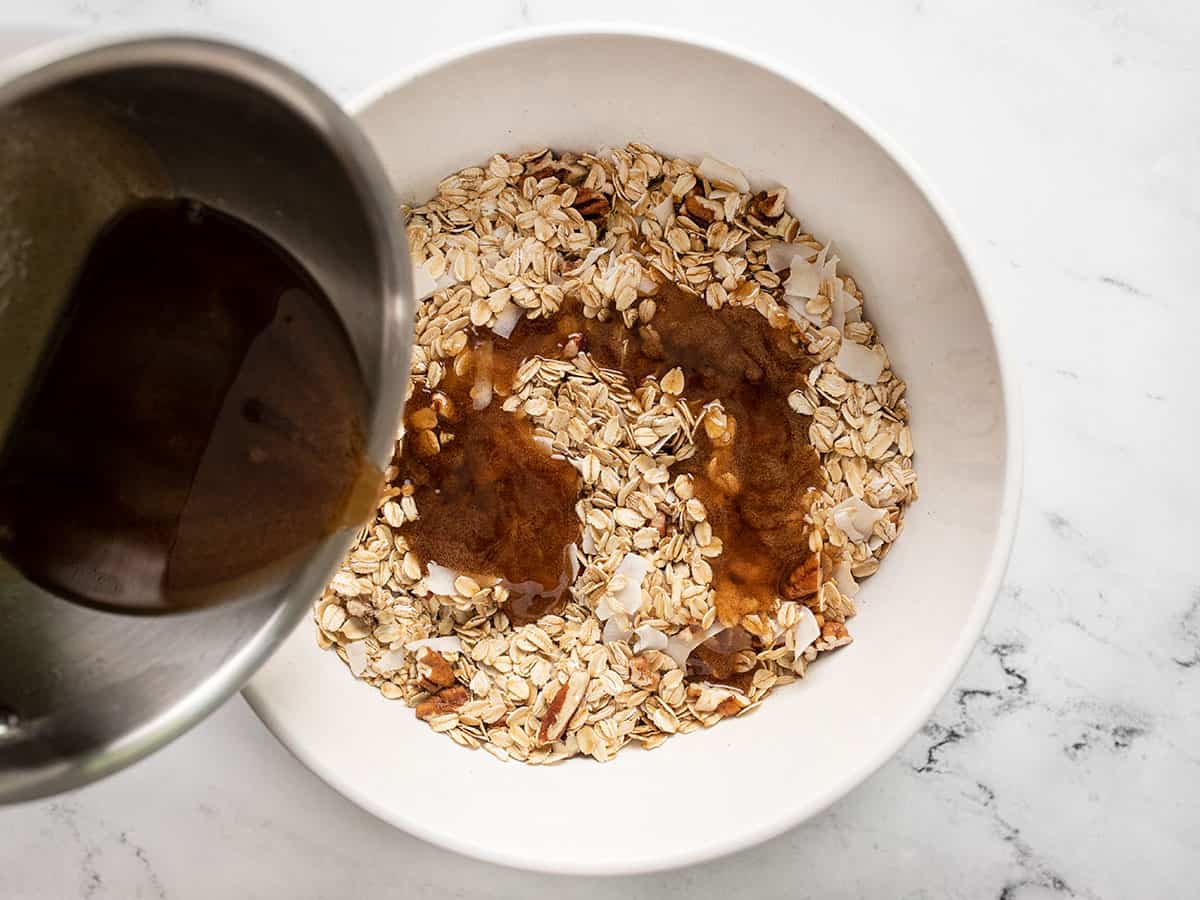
[[2, 1, 1198, 897]]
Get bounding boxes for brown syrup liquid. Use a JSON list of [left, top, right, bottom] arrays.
[[396, 282, 821, 627], [396, 368, 582, 625], [0, 199, 378, 613]]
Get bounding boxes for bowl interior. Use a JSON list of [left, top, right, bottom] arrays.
[[246, 30, 1014, 874]]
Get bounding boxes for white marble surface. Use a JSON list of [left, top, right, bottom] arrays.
[[2, 1, 1198, 897]]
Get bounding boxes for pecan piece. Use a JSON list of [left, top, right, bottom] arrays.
[[415, 685, 468, 720], [651, 511, 668, 537], [686, 683, 749, 716], [780, 553, 820, 600], [750, 189, 786, 222], [572, 188, 610, 221], [715, 696, 744, 717], [819, 619, 852, 648], [416, 647, 456, 690], [629, 653, 660, 691], [537, 670, 590, 744], [684, 194, 717, 224]]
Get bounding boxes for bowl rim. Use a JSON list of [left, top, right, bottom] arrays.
[[246, 20, 1024, 875]]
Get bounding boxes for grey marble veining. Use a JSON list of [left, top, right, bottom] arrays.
[[1, 1, 1198, 897]]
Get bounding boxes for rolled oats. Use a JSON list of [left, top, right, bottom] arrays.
[[317, 144, 916, 763]]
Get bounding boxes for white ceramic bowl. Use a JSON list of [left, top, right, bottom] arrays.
[[245, 25, 1021, 875]]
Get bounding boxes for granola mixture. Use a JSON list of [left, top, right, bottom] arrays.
[[314, 144, 917, 763]]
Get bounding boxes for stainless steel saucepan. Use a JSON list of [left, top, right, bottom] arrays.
[[0, 35, 412, 803]]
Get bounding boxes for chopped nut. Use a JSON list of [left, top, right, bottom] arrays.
[[415, 685, 468, 720], [715, 696, 744, 717], [537, 670, 590, 744], [413, 429, 440, 457], [572, 188, 610, 220], [416, 648, 457, 690], [684, 194, 716, 224], [781, 553, 820, 600], [408, 407, 438, 430], [750, 189, 786, 221]]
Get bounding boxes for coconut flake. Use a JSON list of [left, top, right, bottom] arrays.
[[829, 280, 862, 333], [834, 339, 884, 384], [784, 257, 821, 299], [697, 156, 750, 193], [421, 561, 458, 596], [503, 565, 569, 619], [580, 529, 596, 555], [471, 339, 494, 410], [569, 245, 610, 276], [412, 262, 438, 301], [766, 242, 819, 272], [665, 622, 724, 669], [827, 279, 843, 332], [814, 242, 832, 272], [435, 270, 458, 291], [603, 617, 633, 645], [652, 196, 675, 230], [820, 253, 840, 281], [608, 553, 649, 617], [830, 496, 887, 542], [784, 294, 822, 329], [490, 302, 522, 339], [793, 606, 820, 659], [344, 640, 369, 677], [768, 602, 795, 645], [632, 625, 668, 654], [834, 559, 859, 597], [376, 647, 407, 673], [405, 635, 462, 655]]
